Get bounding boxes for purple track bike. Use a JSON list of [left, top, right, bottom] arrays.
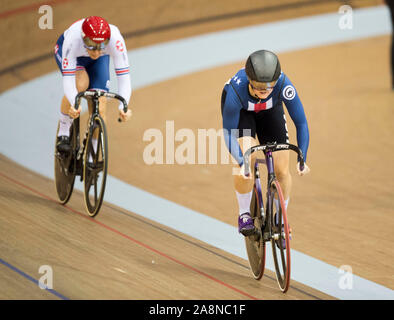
[[243, 142, 304, 293]]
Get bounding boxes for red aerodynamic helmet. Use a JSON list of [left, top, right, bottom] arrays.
[[82, 16, 111, 49]]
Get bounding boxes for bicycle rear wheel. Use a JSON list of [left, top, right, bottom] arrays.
[[244, 182, 266, 280], [270, 179, 291, 292], [83, 114, 108, 217], [54, 121, 76, 204]]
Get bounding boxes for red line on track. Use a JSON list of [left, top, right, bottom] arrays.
[[0, 171, 259, 300], [0, 0, 74, 19]]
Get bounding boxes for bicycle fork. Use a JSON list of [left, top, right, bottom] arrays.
[[254, 167, 265, 223], [249, 162, 266, 242], [263, 152, 277, 243]]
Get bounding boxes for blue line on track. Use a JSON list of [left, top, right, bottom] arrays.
[[0, 258, 70, 300]]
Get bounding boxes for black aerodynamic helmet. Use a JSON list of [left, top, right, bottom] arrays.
[[245, 50, 281, 82]]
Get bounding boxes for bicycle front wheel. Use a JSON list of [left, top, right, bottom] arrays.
[[54, 121, 76, 204], [244, 183, 266, 280], [83, 114, 108, 217], [270, 179, 291, 293]]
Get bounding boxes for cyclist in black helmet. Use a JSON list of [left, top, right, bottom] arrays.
[[221, 49, 310, 236]]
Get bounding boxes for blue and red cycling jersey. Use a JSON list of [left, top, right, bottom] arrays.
[[221, 69, 309, 166]]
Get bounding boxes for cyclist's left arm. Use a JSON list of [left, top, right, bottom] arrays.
[[281, 76, 309, 162], [108, 26, 132, 112]]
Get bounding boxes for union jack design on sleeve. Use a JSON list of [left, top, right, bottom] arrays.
[[62, 68, 76, 76], [115, 67, 129, 76]]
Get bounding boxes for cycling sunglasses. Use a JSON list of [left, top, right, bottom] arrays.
[[249, 79, 277, 91], [83, 38, 109, 51]]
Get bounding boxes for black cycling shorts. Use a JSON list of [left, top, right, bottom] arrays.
[[221, 88, 289, 144], [237, 104, 289, 144]]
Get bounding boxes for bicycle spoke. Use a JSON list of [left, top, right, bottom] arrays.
[[94, 174, 98, 203], [87, 171, 94, 190], [96, 130, 102, 163]]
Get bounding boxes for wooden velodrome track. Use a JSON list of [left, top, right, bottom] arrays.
[[1, 0, 393, 300]]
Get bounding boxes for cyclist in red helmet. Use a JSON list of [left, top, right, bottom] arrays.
[[54, 16, 132, 153]]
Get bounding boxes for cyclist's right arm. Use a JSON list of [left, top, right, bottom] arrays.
[[222, 85, 244, 166], [61, 34, 79, 111]]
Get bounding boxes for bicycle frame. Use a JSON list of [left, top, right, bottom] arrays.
[[253, 152, 278, 242], [243, 142, 304, 292], [70, 89, 128, 178], [75, 96, 100, 165], [246, 142, 304, 241]]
